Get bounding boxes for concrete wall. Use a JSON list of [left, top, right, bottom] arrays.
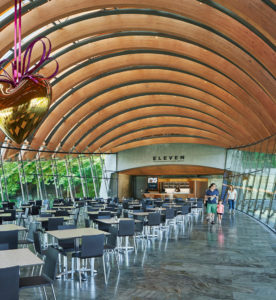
[[117, 144, 226, 171]]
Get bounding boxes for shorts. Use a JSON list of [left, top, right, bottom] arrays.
[[217, 213, 223, 215], [206, 203, 217, 214]]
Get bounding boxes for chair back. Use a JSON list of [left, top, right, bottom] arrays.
[[55, 210, 69, 217], [31, 205, 40, 216], [81, 234, 105, 258], [3, 209, 16, 221], [87, 207, 98, 212], [181, 205, 190, 215], [27, 222, 39, 242], [57, 225, 76, 250], [84, 218, 90, 228], [7, 202, 15, 209], [48, 218, 64, 231], [148, 213, 161, 226], [33, 231, 43, 255], [165, 208, 175, 220], [118, 220, 135, 236], [0, 230, 18, 249], [42, 247, 59, 282], [0, 243, 9, 250], [0, 265, 19, 300], [35, 200, 42, 207], [106, 226, 118, 249], [135, 221, 143, 233]]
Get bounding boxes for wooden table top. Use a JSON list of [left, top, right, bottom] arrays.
[[0, 209, 23, 213], [0, 248, 44, 268], [0, 224, 26, 231], [47, 227, 109, 240], [43, 210, 75, 214], [129, 212, 149, 216], [35, 216, 72, 222], [87, 211, 117, 215], [52, 206, 75, 209], [96, 218, 140, 224], [0, 213, 11, 217]]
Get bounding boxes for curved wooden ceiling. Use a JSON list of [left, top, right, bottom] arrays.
[[0, 0, 275, 159]]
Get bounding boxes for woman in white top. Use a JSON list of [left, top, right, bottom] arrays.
[[226, 185, 237, 214]]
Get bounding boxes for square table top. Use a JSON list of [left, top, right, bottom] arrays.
[[96, 218, 141, 224], [0, 224, 26, 231], [0, 248, 43, 268], [47, 227, 109, 240], [0, 209, 23, 213], [128, 212, 149, 216], [0, 213, 11, 217], [52, 206, 75, 209], [87, 211, 116, 216], [35, 216, 72, 222]]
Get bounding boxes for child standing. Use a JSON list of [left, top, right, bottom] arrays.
[[217, 200, 224, 224]]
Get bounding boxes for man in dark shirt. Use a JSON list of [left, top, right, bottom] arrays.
[[205, 183, 219, 224]]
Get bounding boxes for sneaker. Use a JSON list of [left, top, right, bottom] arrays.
[[211, 221, 215, 224]]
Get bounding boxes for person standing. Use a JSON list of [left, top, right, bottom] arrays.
[[226, 185, 237, 215], [204, 183, 219, 224]]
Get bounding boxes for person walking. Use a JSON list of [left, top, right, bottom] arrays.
[[204, 183, 219, 224], [226, 185, 237, 215], [217, 199, 224, 224]]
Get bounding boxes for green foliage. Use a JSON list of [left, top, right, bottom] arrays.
[[0, 156, 103, 202]]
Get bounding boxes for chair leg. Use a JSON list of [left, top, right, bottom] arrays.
[[115, 251, 120, 272], [42, 286, 48, 300], [102, 255, 107, 285], [50, 283, 57, 300]]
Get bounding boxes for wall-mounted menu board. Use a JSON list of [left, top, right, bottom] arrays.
[[148, 177, 158, 190]]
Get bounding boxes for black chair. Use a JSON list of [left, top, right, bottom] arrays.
[[165, 208, 176, 226], [85, 218, 90, 228], [55, 210, 69, 217], [0, 230, 18, 249], [118, 220, 136, 251], [146, 213, 161, 238], [19, 247, 59, 299], [18, 222, 39, 246], [56, 225, 76, 278], [179, 205, 191, 223], [2, 209, 16, 222], [18, 207, 29, 226], [33, 231, 47, 257], [0, 243, 9, 250], [104, 226, 120, 271], [0, 265, 19, 300], [7, 202, 15, 209], [35, 200, 42, 207], [72, 234, 106, 286], [31, 205, 40, 216], [48, 218, 64, 231]]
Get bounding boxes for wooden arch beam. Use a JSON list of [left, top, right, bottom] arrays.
[[97, 127, 229, 152], [55, 85, 257, 153], [27, 53, 274, 156], [36, 79, 258, 154], [1, 0, 275, 79], [84, 120, 235, 152]]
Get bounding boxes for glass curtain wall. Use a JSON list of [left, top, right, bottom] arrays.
[[224, 135, 276, 232], [0, 153, 109, 206]]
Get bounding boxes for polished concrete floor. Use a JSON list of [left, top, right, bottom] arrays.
[[20, 211, 276, 300]]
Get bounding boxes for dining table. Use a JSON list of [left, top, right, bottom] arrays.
[[0, 248, 44, 269]]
